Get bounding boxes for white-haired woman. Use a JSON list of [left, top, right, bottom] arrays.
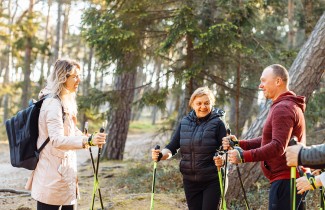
[[25, 58, 106, 210], [152, 87, 227, 210]]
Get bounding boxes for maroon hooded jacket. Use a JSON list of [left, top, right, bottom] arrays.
[[239, 91, 306, 183]]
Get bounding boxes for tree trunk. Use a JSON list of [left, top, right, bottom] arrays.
[[287, 0, 295, 49], [39, 0, 51, 87], [226, 11, 325, 201], [102, 53, 137, 160], [54, 0, 62, 60], [235, 58, 241, 135], [152, 59, 162, 125], [303, 0, 313, 36], [61, 2, 70, 55], [81, 47, 93, 130], [2, 0, 13, 123], [170, 33, 196, 139], [21, 0, 34, 108]]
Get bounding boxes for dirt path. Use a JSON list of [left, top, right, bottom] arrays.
[[0, 132, 170, 209]]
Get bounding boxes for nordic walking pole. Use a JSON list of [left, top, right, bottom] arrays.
[[215, 151, 226, 210], [288, 136, 312, 210], [87, 122, 104, 210], [222, 129, 231, 204], [227, 129, 250, 210], [93, 125, 105, 209], [320, 186, 325, 210], [85, 122, 96, 173], [84, 122, 97, 210], [289, 137, 298, 210], [234, 162, 250, 210], [84, 122, 96, 175], [150, 145, 162, 210]]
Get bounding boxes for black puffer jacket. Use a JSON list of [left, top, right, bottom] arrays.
[[166, 108, 227, 182]]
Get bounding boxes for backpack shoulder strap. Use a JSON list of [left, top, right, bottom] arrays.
[[35, 137, 50, 159], [37, 95, 65, 155], [54, 95, 65, 121]]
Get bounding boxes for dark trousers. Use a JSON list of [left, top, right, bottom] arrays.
[[37, 201, 74, 210], [269, 179, 304, 210], [183, 178, 221, 210]]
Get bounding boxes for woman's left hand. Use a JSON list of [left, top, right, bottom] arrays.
[[91, 133, 107, 148]]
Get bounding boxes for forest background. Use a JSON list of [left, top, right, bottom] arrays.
[[0, 0, 324, 209]]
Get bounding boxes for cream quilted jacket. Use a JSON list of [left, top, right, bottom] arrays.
[[25, 96, 85, 205]]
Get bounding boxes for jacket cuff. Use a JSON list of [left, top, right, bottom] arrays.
[[243, 150, 253, 162], [298, 147, 303, 165]]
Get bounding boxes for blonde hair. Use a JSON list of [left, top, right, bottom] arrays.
[[189, 87, 215, 108], [49, 59, 80, 95], [47, 58, 80, 115]]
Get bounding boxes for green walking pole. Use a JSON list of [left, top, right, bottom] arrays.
[[92, 126, 105, 209], [84, 122, 98, 210], [215, 151, 226, 210], [289, 137, 298, 210], [85, 121, 104, 210], [320, 186, 325, 210], [227, 128, 250, 210], [150, 145, 162, 210], [290, 167, 296, 210]]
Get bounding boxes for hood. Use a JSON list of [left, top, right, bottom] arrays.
[[38, 84, 53, 99], [272, 91, 306, 112]]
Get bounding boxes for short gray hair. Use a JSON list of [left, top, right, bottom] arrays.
[[189, 87, 215, 108], [269, 64, 289, 84]]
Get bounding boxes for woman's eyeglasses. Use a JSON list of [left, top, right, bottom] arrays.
[[67, 74, 80, 80]]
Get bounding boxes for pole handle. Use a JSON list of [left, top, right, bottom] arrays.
[[84, 121, 89, 135]]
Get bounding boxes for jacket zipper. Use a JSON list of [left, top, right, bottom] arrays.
[[191, 123, 199, 181]]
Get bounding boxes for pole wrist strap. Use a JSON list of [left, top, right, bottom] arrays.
[[306, 173, 317, 190]]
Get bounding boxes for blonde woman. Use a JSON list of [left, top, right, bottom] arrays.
[[152, 87, 227, 210], [25, 58, 106, 210]]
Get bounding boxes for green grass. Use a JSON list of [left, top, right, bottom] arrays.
[[114, 159, 183, 194]]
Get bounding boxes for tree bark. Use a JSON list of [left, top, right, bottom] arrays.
[[81, 47, 93, 130], [2, 0, 13, 123], [54, 0, 62, 60], [21, 0, 34, 108], [152, 59, 162, 125], [303, 0, 314, 36], [102, 53, 137, 160], [287, 0, 295, 49], [170, 33, 198, 139], [61, 1, 70, 55], [39, 0, 51, 87], [235, 57, 241, 135], [226, 11, 325, 201]]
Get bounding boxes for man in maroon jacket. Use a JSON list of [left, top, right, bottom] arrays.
[[224, 64, 306, 210]]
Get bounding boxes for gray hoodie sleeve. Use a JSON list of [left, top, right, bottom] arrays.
[[299, 144, 325, 169]]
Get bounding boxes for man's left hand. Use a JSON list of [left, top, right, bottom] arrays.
[[296, 176, 312, 194], [285, 144, 303, 167], [228, 149, 242, 164]]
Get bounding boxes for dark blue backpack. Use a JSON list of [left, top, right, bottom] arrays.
[[5, 96, 63, 170]]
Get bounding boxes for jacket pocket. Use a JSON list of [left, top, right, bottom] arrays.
[[50, 148, 67, 176]]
